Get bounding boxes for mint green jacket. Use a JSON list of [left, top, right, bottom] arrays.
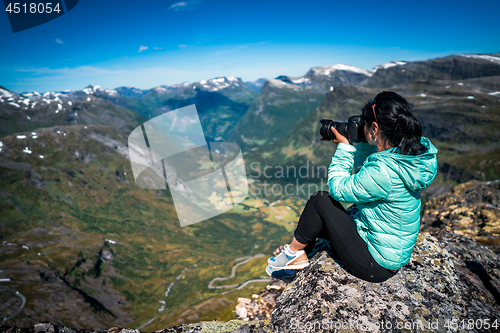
[[327, 138, 438, 270]]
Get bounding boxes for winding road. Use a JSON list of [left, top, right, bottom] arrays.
[[0, 286, 26, 324], [208, 253, 273, 294], [137, 253, 274, 329]]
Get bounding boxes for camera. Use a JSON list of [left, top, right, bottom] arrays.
[[319, 115, 366, 143]]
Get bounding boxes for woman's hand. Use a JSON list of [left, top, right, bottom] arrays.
[[331, 127, 350, 145]]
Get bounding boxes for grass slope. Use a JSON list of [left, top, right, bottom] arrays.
[[0, 124, 305, 330]]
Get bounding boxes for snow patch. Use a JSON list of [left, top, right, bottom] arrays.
[[0, 88, 13, 97], [291, 77, 310, 84], [488, 91, 500, 96], [310, 64, 373, 77], [23, 147, 32, 154], [459, 54, 500, 65], [374, 61, 407, 71], [9, 102, 20, 107], [467, 96, 474, 99], [267, 79, 302, 91], [17, 135, 26, 139]]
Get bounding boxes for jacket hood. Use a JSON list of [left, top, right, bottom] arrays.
[[369, 137, 438, 192]]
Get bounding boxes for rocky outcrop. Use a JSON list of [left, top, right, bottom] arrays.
[[234, 280, 288, 321], [0, 321, 272, 333], [421, 180, 500, 253], [270, 230, 500, 332]]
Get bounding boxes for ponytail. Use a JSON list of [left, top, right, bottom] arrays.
[[362, 91, 427, 156]]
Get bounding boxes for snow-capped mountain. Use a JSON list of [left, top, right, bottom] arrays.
[[82, 84, 119, 96], [136, 76, 258, 141], [0, 85, 70, 113], [0, 86, 15, 98], [367, 52, 500, 88], [266, 64, 373, 95], [195, 76, 245, 92], [18, 85, 133, 102], [144, 76, 250, 97], [306, 64, 373, 78], [16, 76, 255, 104], [457, 53, 500, 65]]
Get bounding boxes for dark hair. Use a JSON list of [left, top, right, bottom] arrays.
[[362, 91, 427, 156]]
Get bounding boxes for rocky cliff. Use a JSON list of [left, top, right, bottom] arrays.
[[3, 180, 500, 333]]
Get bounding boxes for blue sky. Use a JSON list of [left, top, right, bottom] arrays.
[[1, 0, 499, 93]]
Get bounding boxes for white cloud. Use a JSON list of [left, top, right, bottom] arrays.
[[15, 66, 124, 75], [153, 47, 163, 50], [215, 45, 247, 55], [178, 44, 188, 48], [55, 39, 64, 44], [214, 41, 271, 55], [169, 1, 186, 10], [138, 45, 148, 53], [168, 0, 203, 11]]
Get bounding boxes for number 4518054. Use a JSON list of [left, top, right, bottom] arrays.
[[445, 318, 499, 330], [6, 2, 62, 14]]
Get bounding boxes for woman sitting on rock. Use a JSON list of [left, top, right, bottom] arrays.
[[266, 91, 438, 283]]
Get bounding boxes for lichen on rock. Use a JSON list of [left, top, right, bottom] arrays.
[[270, 231, 500, 332], [421, 180, 500, 253]]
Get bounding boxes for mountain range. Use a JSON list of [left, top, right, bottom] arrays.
[[1, 51, 500, 330]]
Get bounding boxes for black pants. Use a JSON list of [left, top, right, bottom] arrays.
[[294, 191, 398, 283]]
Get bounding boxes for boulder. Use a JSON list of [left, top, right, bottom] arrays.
[[271, 230, 500, 332], [421, 180, 500, 253]]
